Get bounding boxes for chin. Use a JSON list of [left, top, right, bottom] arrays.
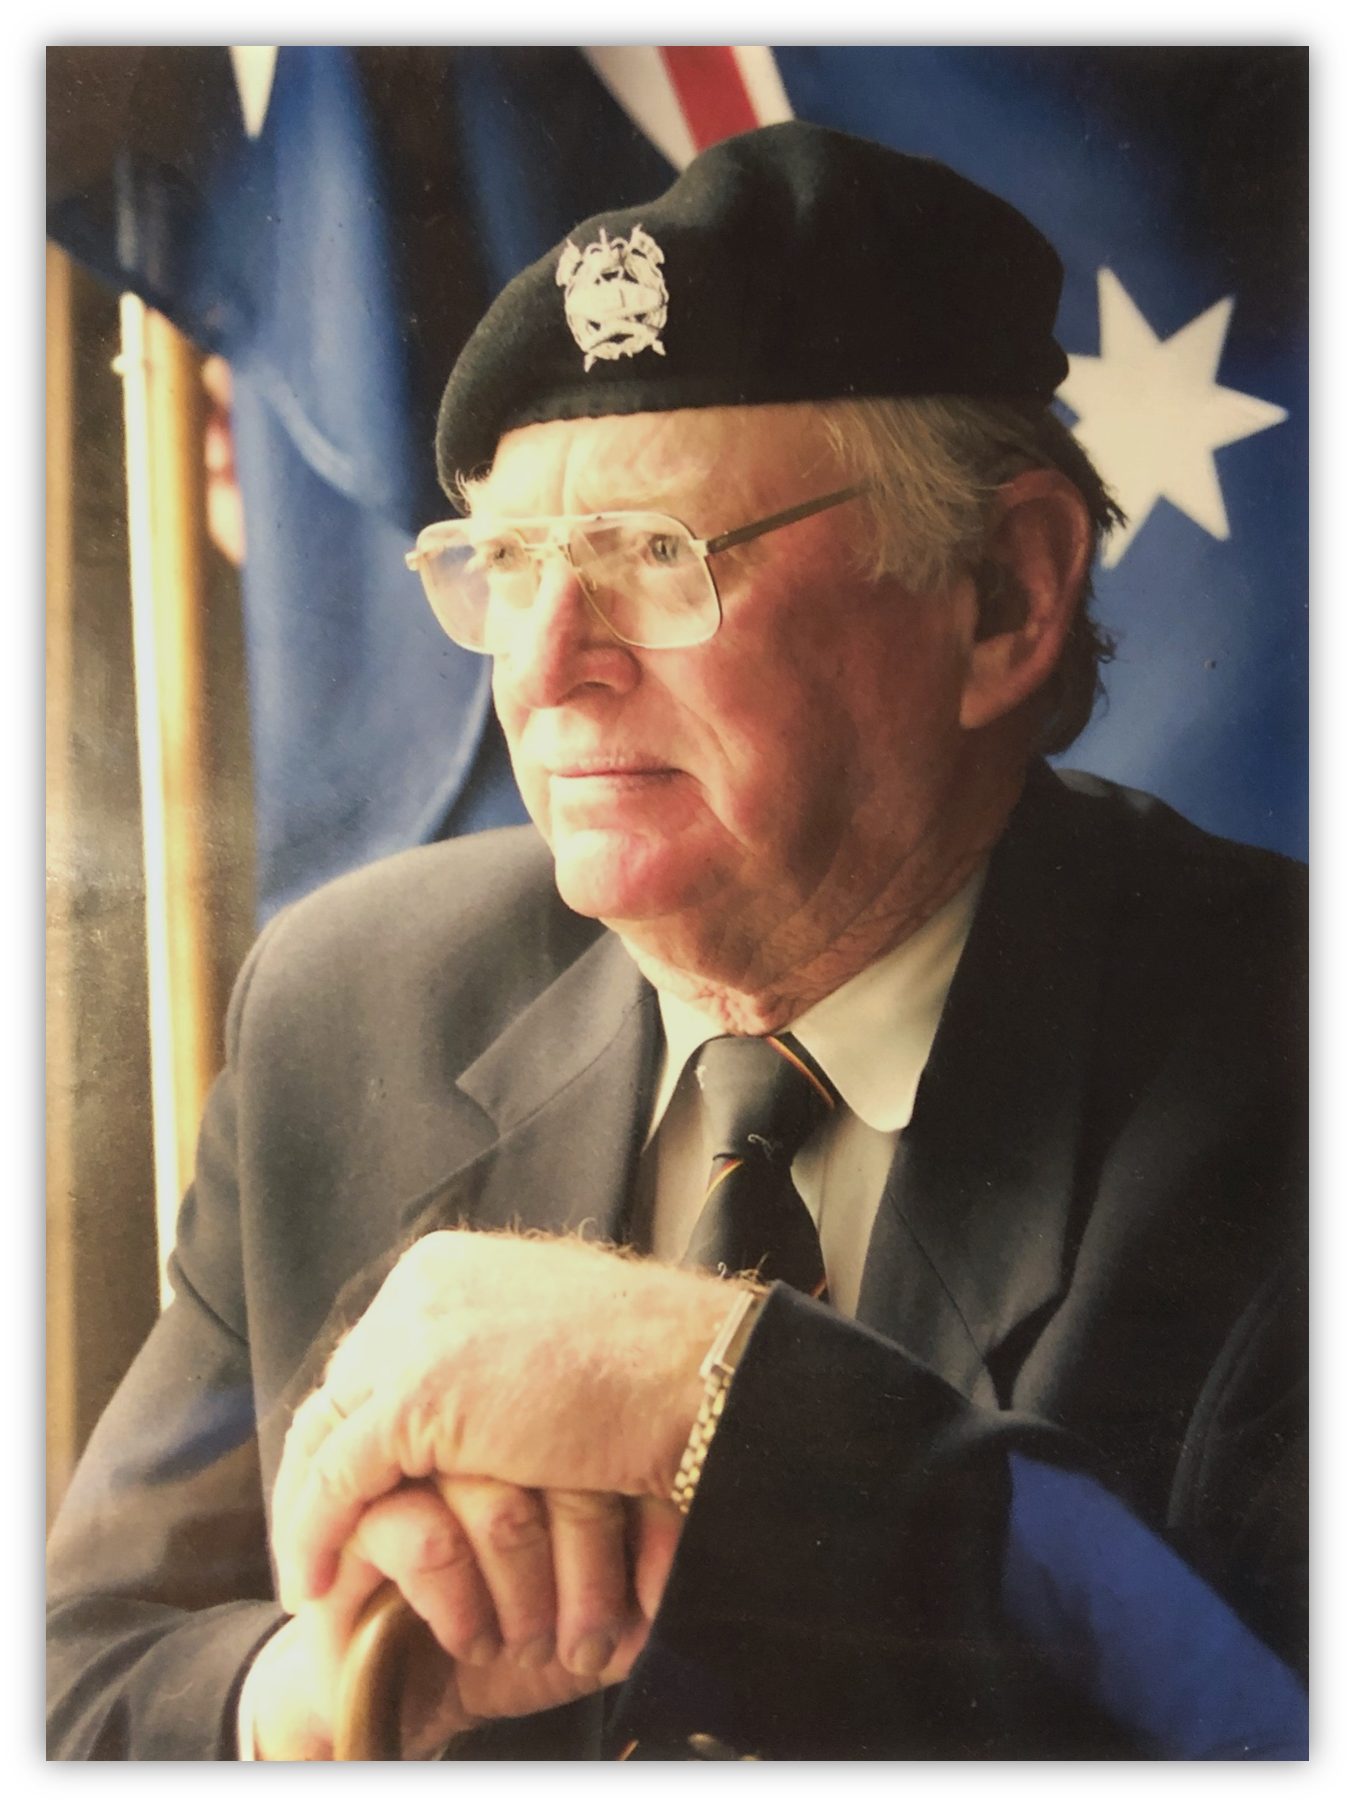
[[550, 828, 730, 926]]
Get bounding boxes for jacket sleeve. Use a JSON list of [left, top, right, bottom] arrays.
[[47, 928, 288, 1761], [1165, 1248, 1308, 1678], [45, 1267, 286, 1758], [610, 1285, 1306, 1761]]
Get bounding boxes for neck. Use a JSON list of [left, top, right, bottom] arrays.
[[618, 756, 1026, 1035]]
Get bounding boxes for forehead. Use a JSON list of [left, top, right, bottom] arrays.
[[476, 404, 846, 522]]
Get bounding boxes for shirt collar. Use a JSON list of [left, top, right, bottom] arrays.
[[647, 863, 986, 1140]]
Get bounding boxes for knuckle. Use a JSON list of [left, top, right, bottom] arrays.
[[361, 1492, 470, 1579], [283, 1391, 326, 1447], [562, 1549, 626, 1596], [549, 1488, 627, 1530], [561, 1545, 629, 1610], [403, 1538, 453, 1582], [482, 1491, 550, 1556], [311, 1436, 362, 1508], [408, 1520, 475, 1580]]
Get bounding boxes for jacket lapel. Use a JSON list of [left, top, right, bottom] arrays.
[[402, 929, 659, 1247], [261, 931, 660, 1478], [856, 767, 1122, 1405]]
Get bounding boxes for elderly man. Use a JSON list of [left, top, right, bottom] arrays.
[[47, 123, 1305, 1761]]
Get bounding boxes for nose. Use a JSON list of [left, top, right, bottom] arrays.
[[495, 552, 638, 709]]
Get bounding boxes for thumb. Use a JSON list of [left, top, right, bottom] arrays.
[[631, 1495, 684, 1623]]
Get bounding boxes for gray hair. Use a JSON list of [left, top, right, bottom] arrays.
[[818, 396, 1122, 754]]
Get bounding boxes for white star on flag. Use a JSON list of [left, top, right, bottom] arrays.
[[1058, 268, 1288, 568], [229, 46, 278, 139]]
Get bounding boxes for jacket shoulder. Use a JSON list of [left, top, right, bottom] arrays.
[[1044, 766, 1306, 932], [984, 767, 1306, 1104], [227, 826, 606, 1070]]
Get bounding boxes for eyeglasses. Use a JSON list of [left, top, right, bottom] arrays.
[[404, 484, 868, 653]]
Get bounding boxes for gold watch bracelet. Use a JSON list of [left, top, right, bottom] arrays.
[[669, 1285, 769, 1514]]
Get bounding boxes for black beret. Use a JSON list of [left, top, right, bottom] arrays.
[[436, 120, 1068, 490]]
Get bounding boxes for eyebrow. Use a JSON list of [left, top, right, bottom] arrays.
[[482, 498, 694, 528], [472, 455, 725, 524]]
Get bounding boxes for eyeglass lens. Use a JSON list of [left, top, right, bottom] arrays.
[[413, 517, 721, 653]]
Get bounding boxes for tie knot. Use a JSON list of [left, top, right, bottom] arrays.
[[694, 1033, 839, 1170]]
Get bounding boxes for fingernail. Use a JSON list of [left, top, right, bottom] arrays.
[[467, 1632, 501, 1667], [514, 1634, 556, 1670], [567, 1628, 619, 1677]]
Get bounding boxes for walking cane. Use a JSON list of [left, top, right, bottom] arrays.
[[333, 1581, 421, 1760]]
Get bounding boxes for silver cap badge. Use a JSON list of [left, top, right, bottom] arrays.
[[555, 225, 669, 373]]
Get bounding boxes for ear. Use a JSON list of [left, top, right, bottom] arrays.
[[958, 469, 1094, 732]]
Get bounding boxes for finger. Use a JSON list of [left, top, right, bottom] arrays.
[[546, 1489, 631, 1677], [436, 1476, 557, 1669], [317, 1541, 394, 1675], [249, 1534, 397, 1760], [274, 1391, 399, 1607], [631, 1495, 685, 1623], [350, 1485, 502, 1666], [272, 1388, 353, 1607]]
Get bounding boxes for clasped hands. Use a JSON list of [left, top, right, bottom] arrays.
[[252, 1231, 734, 1759]]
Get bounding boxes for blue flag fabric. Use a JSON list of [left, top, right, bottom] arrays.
[[49, 47, 526, 918], [48, 47, 684, 919], [218, 50, 520, 913], [48, 48, 1306, 919], [1003, 1454, 1307, 1758], [775, 48, 1306, 859]]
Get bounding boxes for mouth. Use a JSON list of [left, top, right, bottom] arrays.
[[547, 757, 678, 780]]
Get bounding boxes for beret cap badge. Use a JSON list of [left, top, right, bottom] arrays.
[[437, 124, 1070, 486], [555, 224, 669, 372]]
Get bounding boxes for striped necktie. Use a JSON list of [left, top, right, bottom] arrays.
[[680, 1032, 838, 1299]]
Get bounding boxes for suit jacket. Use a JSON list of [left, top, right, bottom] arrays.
[[46, 764, 1307, 1759]]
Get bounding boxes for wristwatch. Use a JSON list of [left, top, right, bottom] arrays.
[[669, 1284, 768, 1514]]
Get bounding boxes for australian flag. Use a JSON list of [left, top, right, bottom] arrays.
[[47, 47, 1305, 920]]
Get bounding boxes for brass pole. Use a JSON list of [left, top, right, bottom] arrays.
[[116, 297, 220, 1301], [46, 242, 77, 1522]]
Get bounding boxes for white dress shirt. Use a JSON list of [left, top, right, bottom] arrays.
[[641, 866, 985, 1316]]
